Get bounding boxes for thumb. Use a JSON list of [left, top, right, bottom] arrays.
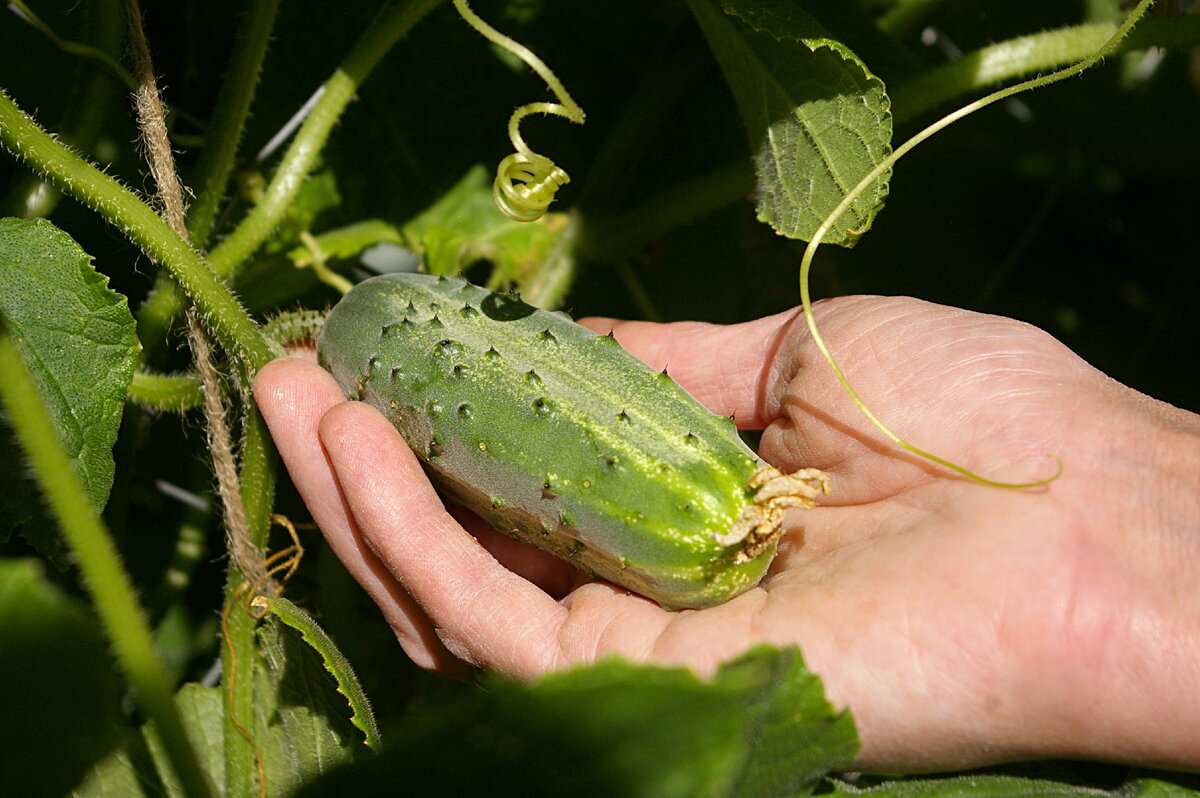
[[576, 307, 802, 429]]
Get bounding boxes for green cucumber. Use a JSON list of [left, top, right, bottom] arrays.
[[316, 273, 827, 609]]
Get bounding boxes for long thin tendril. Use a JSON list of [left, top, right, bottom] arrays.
[[800, 0, 1155, 488], [453, 0, 585, 221]]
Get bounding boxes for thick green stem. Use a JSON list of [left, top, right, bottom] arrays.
[[129, 370, 204, 411], [222, 404, 277, 798], [186, 0, 280, 249], [211, 0, 443, 275], [0, 331, 215, 798], [240, 404, 278, 553], [0, 90, 274, 370], [136, 0, 445, 345], [220, 569, 259, 798], [893, 15, 1200, 123]]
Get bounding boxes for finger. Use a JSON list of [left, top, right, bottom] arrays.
[[577, 310, 800, 428], [318, 400, 574, 679], [254, 359, 467, 675]]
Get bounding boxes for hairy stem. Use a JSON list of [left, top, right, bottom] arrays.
[[125, 0, 265, 586], [0, 90, 273, 369], [0, 331, 215, 798], [220, 576, 260, 798], [125, 0, 189, 235], [136, 0, 445, 343], [240, 400, 278, 556], [129, 370, 204, 411], [893, 14, 1200, 122], [221, 404, 277, 798], [124, 13, 282, 795], [186, 0, 281, 250]]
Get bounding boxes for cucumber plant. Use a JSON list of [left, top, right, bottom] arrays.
[[0, 1, 1196, 796]]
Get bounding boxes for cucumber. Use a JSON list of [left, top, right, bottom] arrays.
[[316, 273, 827, 609]]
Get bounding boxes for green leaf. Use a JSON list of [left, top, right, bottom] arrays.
[[70, 737, 155, 798], [74, 685, 226, 798], [1130, 781, 1200, 798], [259, 595, 381, 752], [828, 776, 1102, 798], [401, 164, 576, 292], [686, 0, 892, 246], [0, 558, 123, 797], [255, 616, 366, 794], [724, 647, 859, 796], [297, 645, 857, 797], [0, 217, 139, 564], [286, 219, 404, 268], [142, 685, 228, 798]]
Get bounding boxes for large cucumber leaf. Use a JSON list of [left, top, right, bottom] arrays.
[[296, 645, 858, 797], [0, 218, 139, 564], [687, 0, 892, 246]]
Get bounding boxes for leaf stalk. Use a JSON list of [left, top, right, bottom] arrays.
[[0, 330, 215, 798]]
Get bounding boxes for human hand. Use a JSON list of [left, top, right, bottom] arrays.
[[254, 295, 1200, 772]]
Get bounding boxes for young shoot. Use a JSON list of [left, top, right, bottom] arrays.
[[800, 0, 1155, 489], [452, 0, 585, 222]]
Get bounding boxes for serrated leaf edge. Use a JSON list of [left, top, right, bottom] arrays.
[[255, 595, 382, 753]]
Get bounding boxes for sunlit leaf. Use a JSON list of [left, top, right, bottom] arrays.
[[401, 164, 575, 295], [0, 218, 139, 565], [255, 616, 366, 794], [296, 645, 857, 797], [687, 0, 892, 246]]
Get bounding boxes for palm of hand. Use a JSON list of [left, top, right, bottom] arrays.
[[255, 295, 1182, 770]]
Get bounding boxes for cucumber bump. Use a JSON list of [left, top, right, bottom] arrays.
[[317, 273, 828, 609]]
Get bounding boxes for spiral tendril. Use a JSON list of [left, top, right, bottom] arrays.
[[453, 0, 585, 222]]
